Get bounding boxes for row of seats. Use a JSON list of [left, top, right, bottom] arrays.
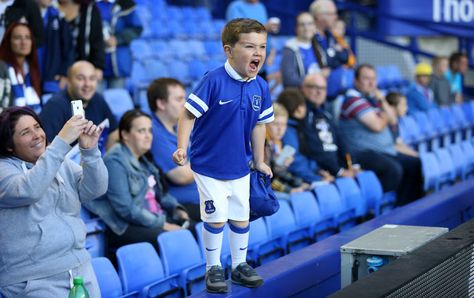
[[86, 171, 397, 297], [400, 103, 474, 152], [420, 141, 474, 191]]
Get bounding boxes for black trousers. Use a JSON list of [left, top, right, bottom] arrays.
[[353, 150, 424, 205]]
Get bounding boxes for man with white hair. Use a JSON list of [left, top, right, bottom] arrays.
[[309, 0, 355, 70]]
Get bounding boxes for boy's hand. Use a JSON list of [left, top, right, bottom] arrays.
[[254, 162, 273, 178], [172, 148, 187, 166]]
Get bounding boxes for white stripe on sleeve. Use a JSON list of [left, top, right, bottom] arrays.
[[258, 106, 274, 119], [185, 102, 202, 118], [189, 93, 209, 112]]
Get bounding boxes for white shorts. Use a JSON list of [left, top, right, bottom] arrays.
[[192, 172, 250, 222]]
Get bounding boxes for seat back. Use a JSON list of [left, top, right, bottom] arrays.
[[335, 177, 367, 217], [290, 191, 321, 229], [116, 242, 166, 294], [419, 152, 442, 191], [434, 148, 456, 183], [355, 171, 383, 215], [92, 257, 124, 298], [157, 229, 203, 276], [248, 217, 269, 247], [313, 183, 345, 219], [265, 200, 297, 240], [103, 88, 134, 122]]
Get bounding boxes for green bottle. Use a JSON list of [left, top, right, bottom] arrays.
[[68, 276, 89, 298]]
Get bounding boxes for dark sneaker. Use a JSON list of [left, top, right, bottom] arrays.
[[231, 263, 264, 288], [205, 265, 228, 293]]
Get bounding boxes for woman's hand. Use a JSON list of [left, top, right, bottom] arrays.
[[79, 121, 103, 149], [58, 115, 89, 145]]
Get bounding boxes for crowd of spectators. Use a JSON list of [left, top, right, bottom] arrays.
[[0, 0, 471, 295]]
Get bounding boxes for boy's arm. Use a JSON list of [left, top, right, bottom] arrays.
[[251, 124, 273, 177], [173, 110, 195, 166]]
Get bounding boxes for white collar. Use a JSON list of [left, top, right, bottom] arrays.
[[224, 60, 256, 82]]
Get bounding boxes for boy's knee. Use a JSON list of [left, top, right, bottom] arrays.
[[206, 222, 226, 229], [228, 220, 249, 228]]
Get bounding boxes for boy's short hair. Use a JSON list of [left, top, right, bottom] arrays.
[[277, 88, 306, 116], [147, 78, 184, 113], [222, 18, 266, 47], [386, 91, 405, 107], [272, 102, 289, 119]]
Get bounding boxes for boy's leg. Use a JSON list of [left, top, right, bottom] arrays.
[[228, 175, 264, 288], [193, 172, 230, 293]]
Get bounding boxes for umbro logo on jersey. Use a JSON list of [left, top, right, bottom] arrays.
[[219, 99, 233, 105]]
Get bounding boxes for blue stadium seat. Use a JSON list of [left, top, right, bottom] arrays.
[[157, 230, 206, 296], [116, 242, 182, 298], [166, 6, 184, 20], [448, 143, 468, 180], [187, 40, 207, 59], [440, 106, 462, 143], [142, 59, 169, 81], [103, 88, 135, 122], [167, 61, 190, 84], [194, 222, 231, 275], [204, 40, 223, 59], [149, 40, 173, 60], [399, 115, 427, 151], [188, 59, 208, 81], [427, 108, 452, 146], [412, 111, 440, 150], [289, 191, 334, 241], [92, 257, 138, 298], [168, 40, 194, 60], [81, 207, 106, 257], [461, 140, 474, 177], [130, 39, 153, 61], [355, 171, 381, 216], [264, 199, 311, 254], [334, 177, 367, 218], [247, 217, 284, 266], [419, 151, 442, 191], [148, 20, 171, 39], [433, 148, 456, 188], [313, 183, 356, 231]]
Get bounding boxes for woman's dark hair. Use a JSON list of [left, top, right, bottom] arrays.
[[118, 109, 152, 142], [0, 106, 43, 157], [0, 22, 41, 96]]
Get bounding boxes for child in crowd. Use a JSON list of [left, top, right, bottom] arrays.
[[277, 87, 334, 183], [173, 18, 273, 293], [386, 92, 419, 157], [265, 102, 310, 196]]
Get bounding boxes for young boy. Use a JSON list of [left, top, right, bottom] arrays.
[[173, 18, 273, 293]]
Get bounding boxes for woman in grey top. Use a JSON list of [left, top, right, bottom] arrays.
[[0, 106, 107, 297]]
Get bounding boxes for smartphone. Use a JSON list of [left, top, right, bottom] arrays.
[[71, 100, 85, 118], [275, 145, 296, 166]]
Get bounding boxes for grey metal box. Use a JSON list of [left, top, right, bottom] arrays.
[[340, 224, 448, 288]]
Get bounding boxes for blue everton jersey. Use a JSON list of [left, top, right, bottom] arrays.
[[185, 61, 274, 180]]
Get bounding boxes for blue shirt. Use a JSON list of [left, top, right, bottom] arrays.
[[151, 114, 199, 204], [185, 61, 274, 179], [225, 0, 268, 24]]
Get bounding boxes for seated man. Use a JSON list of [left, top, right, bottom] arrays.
[[39, 60, 119, 151], [147, 78, 200, 221], [339, 64, 423, 205], [300, 73, 356, 178]]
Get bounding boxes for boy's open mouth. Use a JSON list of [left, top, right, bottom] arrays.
[[250, 59, 260, 71]]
